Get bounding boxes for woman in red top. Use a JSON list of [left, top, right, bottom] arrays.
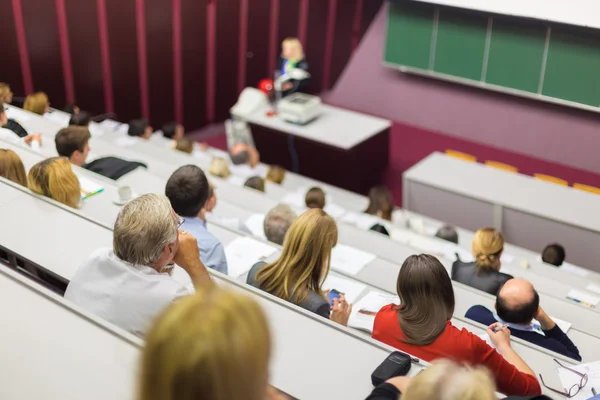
[[372, 254, 541, 397]]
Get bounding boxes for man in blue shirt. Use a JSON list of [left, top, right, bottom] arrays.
[[165, 165, 228, 275], [465, 278, 580, 361]]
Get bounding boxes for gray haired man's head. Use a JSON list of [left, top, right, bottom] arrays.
[[264, 204, 297, 245]]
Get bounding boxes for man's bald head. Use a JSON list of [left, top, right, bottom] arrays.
[[495, 278, 539, 324]]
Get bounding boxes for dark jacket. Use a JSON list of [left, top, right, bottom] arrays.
[[83, 157, 146, 180], [277, 57, 310, 94], [451, 260, 513, 295], [3, 119, 28, 138], [465, 305, 581, 361]]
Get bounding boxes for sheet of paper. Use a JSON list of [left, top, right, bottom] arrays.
[[5, 107, 32, 122], [500, 252, 515, 264], [561, 262, 590, 277], [99, 119, 122, 131], [323, 275, 367, 304], [244, 214, 267, 240], [348, 291, 399, 333], [114, 136, 139, 148], [557, 360, 600, 400], [225, 237, 277, 278], [340, 211, 385, 231], [76, 174, 104, 200], [88, 124, 105, 137], [330, 244, 376, 275], [586, 283, 600, 295], [227, 175, 246, 186], [324, 202, 346, 219], [229, 163, 267, 179], [44, 112, 70, 126], [280, 191, 306, 209], [389, 228, 414, 245], [567, 289, 600, 307]]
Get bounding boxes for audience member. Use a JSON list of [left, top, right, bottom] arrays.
[[264, 204, 297, 245], [139, 289, 276, 400], [69, 111, 91, 127], [23, 92, 50, 115], [305, 187, 326, 209], [247, 209, 352, 326], [0, 104, 41, 145], [63, 104, 80, 115], [366, 360, 551, 400], [65, 194, 213, 337], [466, 278, 581, 361], [364, 186, 393, 221], [451, 228, 513, 295], [245, 176, 265, 192], [165, 165, 228, 274], [435, 225, 459, 244], [266, 165, 286, 184], [0, 149, 28, 187], [0, 84, 30, 137], [372, 254, 541, 396], [209, 157, 231, 178], [28, 157, 81, 208], [175, 138, 194, 154], [370, 223, 390, 236], [541, 243, 566, 267], [128, 118, 153, 139], [230, 142, 260, 167], [0, 82, 13, 103], [55, 127, 91, 167], [161, 121, 184, 141]]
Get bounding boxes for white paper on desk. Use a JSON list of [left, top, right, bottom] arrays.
[[281, 191, 306, 209], [323, 275, 367, 304], [5, 107, 32, 122], [206, 214, 241, 231], [567, 289, 600, 307], [99, 119, 122, 131], [225, 237, 277, 278], [114, 136, 139, 148], [390, 228, 414, 245], [586, 283, 600, 295], [44, 112, 70, 126], [89, 124, 105, 137], [562, 262, 591, 278], [76, 174, 104, 200], [324, 203, 346, 219], [229, 163, 267, 179], [227, 175, 246, 186], [244, 214, 267, 240], [348, 291, 399, 333], [557, 360, 600, 400], [330, 244, 376, 275], [500, 252, 515, 264]]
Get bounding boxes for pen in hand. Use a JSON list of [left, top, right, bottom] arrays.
[[492, 323, 509, 333]]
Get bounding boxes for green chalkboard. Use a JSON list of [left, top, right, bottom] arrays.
[[542, 28, 600, 107], [433, 9, 488, 81], [485, 20, 546, 93], [385, 1, 434, 69]]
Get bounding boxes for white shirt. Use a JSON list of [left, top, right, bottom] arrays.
[[0, 127, 23, 144], [64, 248, 192, 337]]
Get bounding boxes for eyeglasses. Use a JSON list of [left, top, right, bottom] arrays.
[[177, 217, 185, 229], [539, 359, 588, 398]]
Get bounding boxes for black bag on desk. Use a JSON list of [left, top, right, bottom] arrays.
[[371, 351, 412, 386], [83, 157, 147, 180]]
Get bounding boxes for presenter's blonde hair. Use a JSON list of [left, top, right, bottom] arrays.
[[28, 157, 81, 208], [403, 360, 496, 400], [0, 149, 28, 187], [282, 37, 304, 62], [24, 92, 50, 115], [139, 289, 271, 400], [472, 228, 504, 271], [209, 157, 230, 178], [256, 208, 337, 304]]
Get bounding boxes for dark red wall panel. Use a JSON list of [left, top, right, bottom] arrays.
[[360, 0, 384, 39], [0, 0, 24, 97], [305, 0, 329, 94], [21, 0, 65, 107], [105, 0, 140, 122], [145, 0, 174, 129], [214, 0, 241, 122], [181, 0, 207, 130], [330, 0, 357, 90], [277, 0, 299, 45], [245, 0, 272, 88], [64, 0, 104, 114]]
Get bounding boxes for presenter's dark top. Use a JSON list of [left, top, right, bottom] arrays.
[[277, 57, 310, 95], [451, 260, 513, 295]]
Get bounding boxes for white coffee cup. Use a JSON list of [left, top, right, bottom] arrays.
[[118, 186, 133, 203]]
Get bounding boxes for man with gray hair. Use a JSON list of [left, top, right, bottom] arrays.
[[65, 194, 213, 337], [264, 204, 297, 245]]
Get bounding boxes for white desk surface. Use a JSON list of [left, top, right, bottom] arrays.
[[405, 152, 600, 233], [238, 103, 391, 150], [0, 266, 141, 400]]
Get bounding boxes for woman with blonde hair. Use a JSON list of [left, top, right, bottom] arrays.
[[0, 149, 28, 187], [364, 186, 393, 221], [23, 92, 50, 115], [139, 289, 277, 400], [266, 165, 286, 184], [28, 157, 81, 208], [278, 37, 309, 94], [451, 227, 513, 295], [247, 208, 352, 326], [208, 157, 230, 178]]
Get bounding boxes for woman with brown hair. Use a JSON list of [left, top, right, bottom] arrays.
[[451, 227, 513, 295], [247, 208, 352, 326], [0, 149, 28, 187], [372, 254, 541, 397], [364, 186, 393, 221], [266, 165, 286, 185], [28, 157, 81, 208], [23, 92, 50, 115]]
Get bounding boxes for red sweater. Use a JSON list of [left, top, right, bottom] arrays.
[[372, 305, 541, 396]]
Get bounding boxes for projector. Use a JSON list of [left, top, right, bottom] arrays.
[[277, 93, 322, 125]]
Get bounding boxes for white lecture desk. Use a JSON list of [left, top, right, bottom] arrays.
[[403, 152, 600, 271]]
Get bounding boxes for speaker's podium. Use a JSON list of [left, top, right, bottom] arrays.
[[232, 89, 391, 194]]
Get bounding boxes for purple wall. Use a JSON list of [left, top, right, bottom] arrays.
[[327, 3, 600, 175]]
